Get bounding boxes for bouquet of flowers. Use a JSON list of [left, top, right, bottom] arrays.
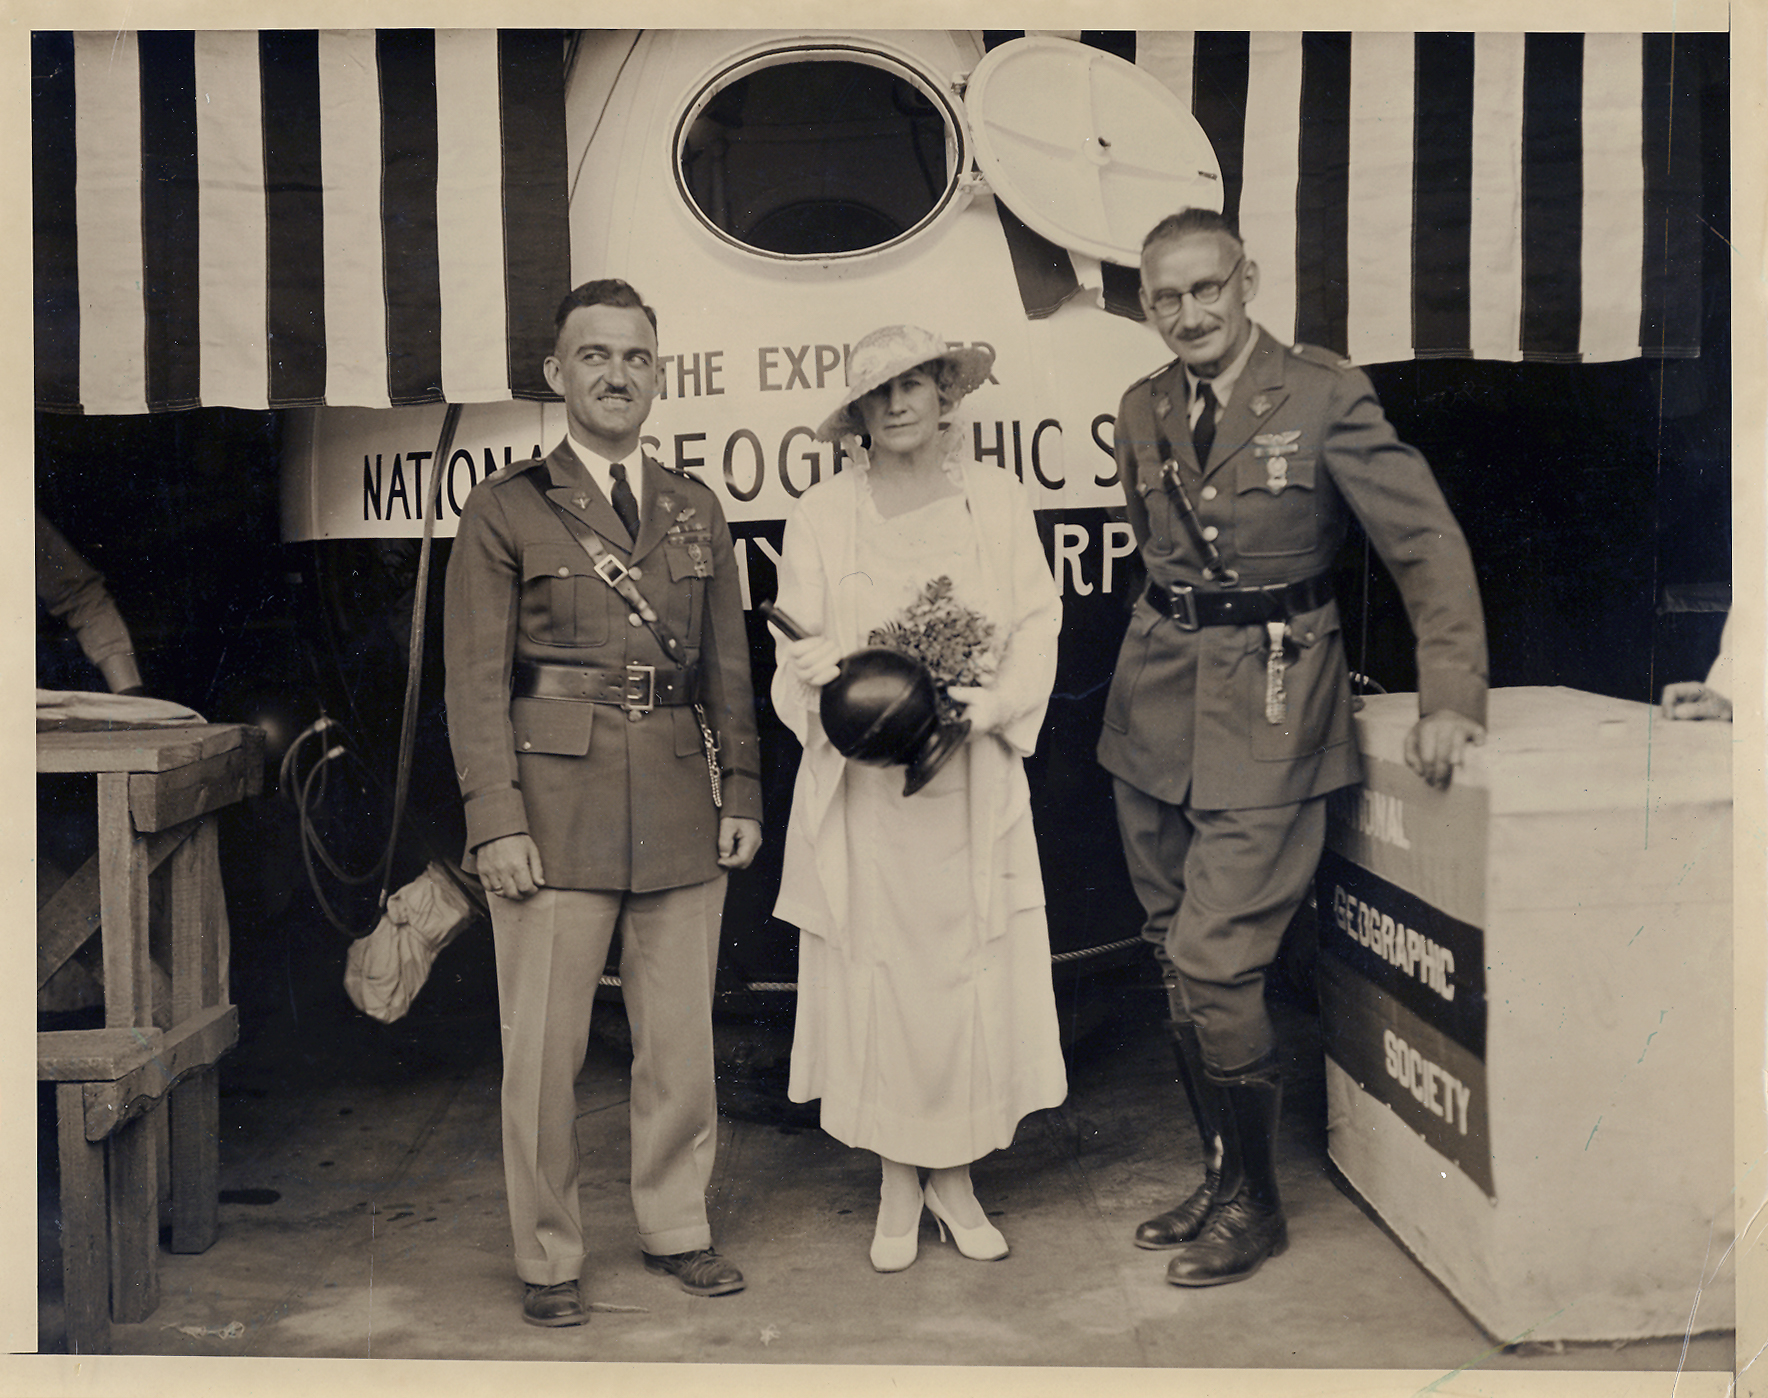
[[868, 576, 998, 722]]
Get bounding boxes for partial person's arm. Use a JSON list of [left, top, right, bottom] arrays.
[[948, 475, 1062, 755], [1662, 613, 1734, 721], [36, 509, 144, 694], [1319, 371, 1488, 786], [769, 501, 839, 748], [442, 484, 532, 863], [694, 489, 763, 866]]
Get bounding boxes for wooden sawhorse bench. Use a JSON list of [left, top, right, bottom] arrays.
[[37, 723, 261, 1354]]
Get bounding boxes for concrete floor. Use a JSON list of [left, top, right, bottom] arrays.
[[35, 924, 1736, 1379]]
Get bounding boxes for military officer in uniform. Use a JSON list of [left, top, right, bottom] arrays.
[[1099, 209, 1488, 1287], [444, 279, 762, 1326]]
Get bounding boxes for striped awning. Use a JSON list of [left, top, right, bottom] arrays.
[[1009, 30, 1711, 365], [32, 29, 569, 415], [33, 29, 1714, 417]]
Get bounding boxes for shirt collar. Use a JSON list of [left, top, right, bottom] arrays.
[[1185, 323, 1261, 409], [561, 434, 642, 506]]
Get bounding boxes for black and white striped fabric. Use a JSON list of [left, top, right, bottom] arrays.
[[1012, 30, 1712, 364], [32, 30, 569, 415], [32, 29, 1715, 417]]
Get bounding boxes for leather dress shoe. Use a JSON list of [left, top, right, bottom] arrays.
[[522, 1280, 587, 1327], [642, 1247, 746, 1296], [1163, 1196, 1289, 1286], [1134, 1176, 1220, 1250]]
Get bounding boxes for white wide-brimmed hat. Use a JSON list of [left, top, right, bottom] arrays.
[[813, 325, 995, 443]]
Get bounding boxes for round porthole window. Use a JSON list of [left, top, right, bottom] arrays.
[[675, 47, 965, 260]]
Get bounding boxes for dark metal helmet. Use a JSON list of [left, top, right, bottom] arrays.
[[818, 647, 941, 766], [757, 600, 968, 795]]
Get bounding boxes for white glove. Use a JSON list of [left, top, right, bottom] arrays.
[[946, 685, 1006, 736], [783, 634, 843, 688]]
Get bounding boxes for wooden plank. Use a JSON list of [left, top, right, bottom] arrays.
[[209, 850, 231, 1003], [107, 1110, 160, 1324], [150, 963, 175, 1032], [81, 1005, 239, 1140], [167, 821, 215, 1024], [36, 855, 103, 991], [155, 1100, 171, 1225], [97, 774, 152, 1028], [36, 724, 247, 775], [37, 827, 194, 990], [168, 1069, 220, 1254], [56, 1082, 111, 1356], [238, 724, 265, 797], [128, 745, 256, 832], [38, 1027, 165, 1083]]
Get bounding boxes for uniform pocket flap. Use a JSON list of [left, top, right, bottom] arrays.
[[664, 538, 714, 582], [522, 544, 590, 583], [511, 697, 593, 756]]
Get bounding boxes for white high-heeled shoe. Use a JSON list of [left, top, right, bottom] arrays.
[[870, 1185, 923, 1272], [923, 1178, 1008, 1261]]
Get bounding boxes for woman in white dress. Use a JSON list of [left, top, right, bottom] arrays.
[[769, 325, 1069, 1272]]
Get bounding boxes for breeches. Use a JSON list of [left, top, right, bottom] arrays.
[[1112, 779, 1327, 1073], [489, 878, 726, 1284]]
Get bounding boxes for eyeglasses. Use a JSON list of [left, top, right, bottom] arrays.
[[1145, 256, 1245, 317]]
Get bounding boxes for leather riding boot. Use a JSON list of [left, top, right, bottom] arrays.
[[1165, 1056, 1287, 1286], [1134, 1020, 1227, 1249]]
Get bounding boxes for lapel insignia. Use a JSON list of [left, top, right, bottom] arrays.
[[1152, 390, 1174, 422], [1249, 393, 1273, 419], [573, 493, 591, 511]]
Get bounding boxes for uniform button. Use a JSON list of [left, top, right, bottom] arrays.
[[628, 566, 642, 580], [628, 613, 643, 627], [627, 709, 645, 723], [1202, 525, 1220, 541], [1201, 485, 1218, 501], [521, 740, 532, 750], [556, 566, 570, 577]]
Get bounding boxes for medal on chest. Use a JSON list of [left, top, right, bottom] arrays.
[[1252, 430, 1302, 495], [665, 500, 713, 576]]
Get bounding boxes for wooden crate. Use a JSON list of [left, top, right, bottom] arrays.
[[1315, 687, 1733, 1342]]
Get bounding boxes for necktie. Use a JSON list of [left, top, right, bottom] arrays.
[[1191, 380, 1218, 466], [609, 461, 641, 539]]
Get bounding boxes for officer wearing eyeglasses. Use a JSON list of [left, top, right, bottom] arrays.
[[1098, 208, 1488, 1289]]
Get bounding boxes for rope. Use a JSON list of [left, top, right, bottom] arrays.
[[594, 936, 1146, 993]]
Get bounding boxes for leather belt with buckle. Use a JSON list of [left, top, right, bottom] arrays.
[[1144, 572, 1334, 631], [513, 659, 699, 711]]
